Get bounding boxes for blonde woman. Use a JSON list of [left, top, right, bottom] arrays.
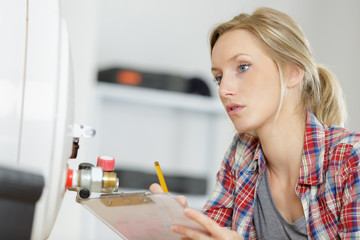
[[150, 7, 360, 239]]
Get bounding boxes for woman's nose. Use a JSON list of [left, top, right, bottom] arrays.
[[218, 77, 236, 97]]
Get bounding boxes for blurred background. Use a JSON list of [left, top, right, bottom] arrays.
[[49, 0, 360, 239]]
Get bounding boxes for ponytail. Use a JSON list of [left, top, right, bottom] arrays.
[[310, 65, 347, 127]]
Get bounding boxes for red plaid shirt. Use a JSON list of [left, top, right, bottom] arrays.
[[202, 111, 360, 239]]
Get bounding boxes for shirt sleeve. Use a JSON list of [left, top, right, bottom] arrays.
[[338, 142, 360, 239], [201, 134, 239, 228]]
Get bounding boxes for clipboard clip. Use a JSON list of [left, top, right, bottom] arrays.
[[80, 192, 155, 207]]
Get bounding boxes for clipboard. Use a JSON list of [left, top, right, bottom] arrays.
[[78, 192, 208, 239]]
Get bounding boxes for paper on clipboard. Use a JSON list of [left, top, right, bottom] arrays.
[[79, 192, 208, 240]]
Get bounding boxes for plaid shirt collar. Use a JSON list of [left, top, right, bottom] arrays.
[[252, 110, 326, 186], [299, 110, 326, 185]]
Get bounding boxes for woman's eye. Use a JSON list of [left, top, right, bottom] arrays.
[[239, 64, 250, 73], [214, 76, 222, 85]]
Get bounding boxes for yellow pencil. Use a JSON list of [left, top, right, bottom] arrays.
[[154, 161, 168, 193]]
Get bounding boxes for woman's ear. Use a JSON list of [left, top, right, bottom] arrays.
[[286, 66, 304, 88]]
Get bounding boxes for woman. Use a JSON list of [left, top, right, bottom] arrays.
[[150, 7, 360, 239]]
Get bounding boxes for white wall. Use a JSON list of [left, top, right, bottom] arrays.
[[50, 0, 360, 239]]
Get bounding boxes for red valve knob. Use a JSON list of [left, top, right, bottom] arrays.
[[65, 168, 73, 189], [97, 155, 115, 171]]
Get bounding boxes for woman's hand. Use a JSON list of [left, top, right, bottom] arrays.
[[149, 183, 241, 239], [171, 208, 243, 240], [149, 183, 188, 207]]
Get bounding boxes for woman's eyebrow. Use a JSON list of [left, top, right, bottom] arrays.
[[211, 67, 219, 72], [229, 53, 251, 62]]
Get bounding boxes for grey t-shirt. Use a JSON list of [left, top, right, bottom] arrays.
[[253, 167, 308, 239]]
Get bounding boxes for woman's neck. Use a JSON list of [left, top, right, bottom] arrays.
[[257, 108, 306, 181]]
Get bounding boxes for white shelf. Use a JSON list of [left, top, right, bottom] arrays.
[[96, 82, 225, 115]]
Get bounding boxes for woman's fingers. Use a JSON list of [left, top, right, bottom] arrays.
[[150, 184, 189, 208], [183, 208, 220, 234], [175, 195, 188, 208], [171, 225, 212, 240], [171, 208, 243, 240], [149, 183, 164, 194]]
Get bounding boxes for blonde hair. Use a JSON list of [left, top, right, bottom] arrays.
[[210, 7, 347, 127]]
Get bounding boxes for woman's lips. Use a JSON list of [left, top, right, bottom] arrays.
[[226, 103, 244, 116]]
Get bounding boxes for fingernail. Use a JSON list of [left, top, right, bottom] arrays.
[[171, 225, 179, 232], [184, 208, 192, 216]]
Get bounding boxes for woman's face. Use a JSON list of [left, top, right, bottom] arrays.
[[211, 29, 282, 134]]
